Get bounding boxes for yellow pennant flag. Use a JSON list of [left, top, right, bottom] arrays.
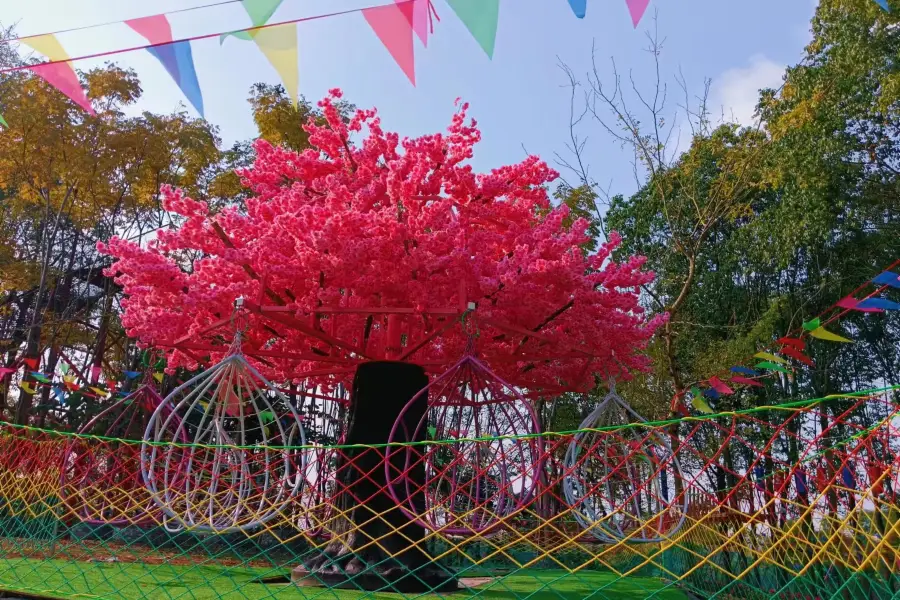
[[153, 372, 164, 383], [19, 382, 37, 395], [809, 326, 853, 344], [251, 24, 298, 105], [89, 387, 109, 398], [690, 395, 715, 414], [21, 34, 95, 114], [753, 352, 789, 365]]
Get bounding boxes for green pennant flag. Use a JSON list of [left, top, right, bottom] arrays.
[[260, 410, 275, 424], [59, 362, 69, 374], [689, 390, 714, 414], [802, 317, 821, 331], [220, 0, 284, 44], [446, 0, 500, 58], [427, 425, 437, 439], [0, 113, 7, 128], [755, 361, 792, 375]]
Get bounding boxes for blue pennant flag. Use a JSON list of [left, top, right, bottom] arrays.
[[873, 271, 900, 288], [875, 0, 889, 11], [123, 370, 141, 380], [857, 297, 900, 311], [568, 0, 587, 18], [52, 387, 66, 404], [731, 366, 759, 376]]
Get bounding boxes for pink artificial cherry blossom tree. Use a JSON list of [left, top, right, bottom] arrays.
[[100, 90, 663, 591]]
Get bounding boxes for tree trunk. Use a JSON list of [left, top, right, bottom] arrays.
[[293, 361, 457, 593]]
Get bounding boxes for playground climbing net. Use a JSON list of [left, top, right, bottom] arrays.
[[0, 388, 897, 600]]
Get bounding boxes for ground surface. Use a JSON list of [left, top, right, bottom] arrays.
[[0, 558, 690, 600]]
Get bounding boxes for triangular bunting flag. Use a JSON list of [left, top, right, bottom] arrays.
[[0, 113, 7, 128], [90, 365, 102, 382], [802, 317, 821, 331], [19, 382, 37, 395], [857, 297, 900, 311], [123, 370, 141, 380], [153, 372, 164, 383], [22, 35, 95, 115], [873, 271, 900, 288], [777, 337, 805, 350], [731, 366, 759, 376], [126, 15, 205, 116], [780, 345, 815, 367], [756, 361, 792, 375], [625, 0, 651, 27], [568, 0, 587, 18], [52, 387, 65, 404], [446, 0, 500, 58], [690, 393, 715, 414], [59, 362, 69, 375], [22, 357, 39, 370], [30, 372, 51, 384], [703, 387, 720, 400], [809, 326, 853, 343], [252, 24, 299, 106], [731, 375, 764, 388], [837, 296, 883, 313], [875, 0, 889, 11], [754, 352, 789, 365], [364, 0, 416, 85], [0, 367, 15, 378], [399, 0, 431, 46], [89, 387, 108, 397], [708, 376, 734, 395]]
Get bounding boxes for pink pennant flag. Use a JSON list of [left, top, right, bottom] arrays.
[[625, 0, 651, 27], [837, 295, 883, 313], [708, 376, 734, 395], [0, 367, 15, 379], [731, 375, 764, 388], [90, 365, 102, 382], [22, 35, 95, 115], [397, 0, 431, 46], [364, 0, 416, 85]]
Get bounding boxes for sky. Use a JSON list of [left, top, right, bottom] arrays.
[[0, 0, 819, 201]]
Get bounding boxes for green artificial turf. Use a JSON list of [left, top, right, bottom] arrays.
[[0, 557, 690, 600]]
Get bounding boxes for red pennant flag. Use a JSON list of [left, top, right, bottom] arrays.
[[708, 376, 734, 395], [731, 375, 764, 388], [780, 345, 815, 367], [397, 0, 430, 46], [777, 337, 805, 350], [22, 357, 39, 370], [364, 0, 416, 85]]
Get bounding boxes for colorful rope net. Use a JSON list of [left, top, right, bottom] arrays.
[[0, 389, 897, 599]]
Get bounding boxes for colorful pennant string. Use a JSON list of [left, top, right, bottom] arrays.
[[364, 0, 417, 85], [21, 35, 95, 115], [446, 0, 499, 58], [808, 326, 853, 344], [126, 15, 204, 116]]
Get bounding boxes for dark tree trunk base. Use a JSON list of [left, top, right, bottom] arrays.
[[296, 361, 457, 593]]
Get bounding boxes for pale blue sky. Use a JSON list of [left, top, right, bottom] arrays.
[[1, 0, 817, 199]]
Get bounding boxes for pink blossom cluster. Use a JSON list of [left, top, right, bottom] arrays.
[[100, 90, 664, 391]]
